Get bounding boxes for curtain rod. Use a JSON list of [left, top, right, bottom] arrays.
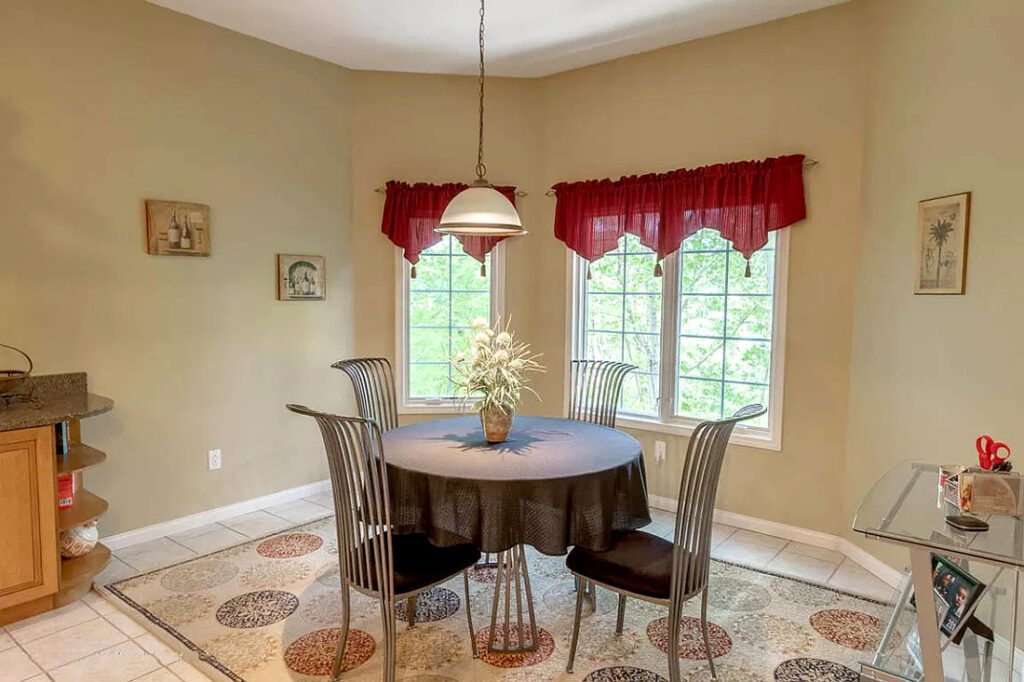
[[542, 157, 820, 196], [374, 187, 529, 197]]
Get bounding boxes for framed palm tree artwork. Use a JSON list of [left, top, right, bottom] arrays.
[[915, 192, 971, 295]]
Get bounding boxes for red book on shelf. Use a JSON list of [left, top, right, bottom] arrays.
[[57, 474, 75, 509]]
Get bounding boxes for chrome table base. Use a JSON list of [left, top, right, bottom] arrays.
[[487, 545, 540, 654]]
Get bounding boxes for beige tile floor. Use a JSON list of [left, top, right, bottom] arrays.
[[0, 502, 896, 682]]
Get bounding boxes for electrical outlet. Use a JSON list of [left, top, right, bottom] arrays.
[[208, 448, 222, 471], [654, 440, 666, 465]]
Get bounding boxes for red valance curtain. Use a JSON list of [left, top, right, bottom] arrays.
[[552, 154, 806, 275], [382, 181, 516, 276]]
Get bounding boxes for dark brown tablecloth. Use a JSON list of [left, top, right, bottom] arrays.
[[383, 416, 651, 555]]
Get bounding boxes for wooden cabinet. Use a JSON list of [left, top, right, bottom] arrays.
[[0, 427, 58, 611]]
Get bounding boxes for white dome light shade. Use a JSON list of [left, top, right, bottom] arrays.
[[435, 186, 527, 236]]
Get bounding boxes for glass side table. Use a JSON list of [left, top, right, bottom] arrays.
[[854, 462, 1023, 681]]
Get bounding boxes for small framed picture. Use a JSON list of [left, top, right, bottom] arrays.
[[915, 192, 971, 295], [909, 554, 986, 639], [145, 199, 211, 256], [277, 254, 326, 301]]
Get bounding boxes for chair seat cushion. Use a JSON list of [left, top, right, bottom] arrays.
[[351, 533, 480, 595], [566, 531, 675, 599]]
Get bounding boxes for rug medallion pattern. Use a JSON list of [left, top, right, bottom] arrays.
[[107, 517, 896, 681]]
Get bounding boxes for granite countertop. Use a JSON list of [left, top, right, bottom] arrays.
[[0, 372, 113, 431]]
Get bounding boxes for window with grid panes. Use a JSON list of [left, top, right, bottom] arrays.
[[573, 228, 784, 443], [580, 234, 663, 417], [402, 236, 498, 404], [675, 230, 777, 429]]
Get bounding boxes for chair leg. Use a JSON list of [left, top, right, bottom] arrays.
[[406, 596, 417, 628], [667, 607, 681, 682], [615, 593, 627, 635], [700, 587, 718, 682], [380, 598, 397, 682], [464, 570, 478, 658], [331, 585, 351, 682], [567, 577, 586, 673], [586, 579, 597, 612]]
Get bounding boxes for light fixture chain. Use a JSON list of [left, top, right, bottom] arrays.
[[476, 0, 487, 180]]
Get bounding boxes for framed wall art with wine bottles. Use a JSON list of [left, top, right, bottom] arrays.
[[277, 254, 326, 301], [145, 199, 211, 256]]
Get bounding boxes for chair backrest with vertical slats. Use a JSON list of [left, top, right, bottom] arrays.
[[670, 404, 767, 604], [286, 404, 395, 601], [568, 360, 637, 428], [332, 357, 399, 432]]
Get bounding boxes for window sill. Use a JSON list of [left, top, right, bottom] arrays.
[[399, 402, 473, 416], [616, 416, 781, 452]]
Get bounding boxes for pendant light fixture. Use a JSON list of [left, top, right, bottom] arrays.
[[435, 0, 526, 237]]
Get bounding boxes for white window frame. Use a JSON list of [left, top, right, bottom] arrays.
[[395, 243, 506, 414], [566, 230, 789, 450]]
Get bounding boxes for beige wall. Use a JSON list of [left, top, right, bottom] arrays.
[[350, 4, 867, 536], [844, 0, 1024, 565], [0, 0, 355, 535]]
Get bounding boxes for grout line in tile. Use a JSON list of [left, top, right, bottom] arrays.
[[261, 509, 296, 523], [22, 621, 128, 673], [113, 554, 143, 572], [163, 536, 200, 555], [762, 544, 786, 567], [45, 639, 151, 679], [126, 663, 179, 682], [823, 558, 843, 584], [11, 611, 103, 647]]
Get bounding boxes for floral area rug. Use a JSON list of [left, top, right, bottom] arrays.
[[106, 517, 897, 681]]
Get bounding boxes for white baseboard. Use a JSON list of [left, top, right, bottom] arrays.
[[834, 538, 905, 589], [102, 479, 332, 552], [648, 494, 904, 588]]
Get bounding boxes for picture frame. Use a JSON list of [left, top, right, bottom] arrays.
[[909, 553, 986, 639], [145, 199, 211, 256], [277, 254, 326, 301], [914, 192, 970, 295]]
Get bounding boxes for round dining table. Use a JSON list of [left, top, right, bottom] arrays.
[[382, 415, 650, 653]]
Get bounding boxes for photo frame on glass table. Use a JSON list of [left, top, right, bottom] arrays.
[[908, 553, 986, 640]]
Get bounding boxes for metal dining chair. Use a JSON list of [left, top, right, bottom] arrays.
[[332, 357, 399, 432], [567, 359, 638, 604], [564, 404, 767, 682], [567, 360, 638, 428], [286, 404, 480, 682]]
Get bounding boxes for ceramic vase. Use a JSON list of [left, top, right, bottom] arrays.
[[480, 405, 513, 444]]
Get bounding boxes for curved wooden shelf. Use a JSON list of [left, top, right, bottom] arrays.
[[58, 490, 108, 531], [60, 543, 110, 590], [56, 444, 106, 475]]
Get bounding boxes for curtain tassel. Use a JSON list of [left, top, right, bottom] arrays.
[[744, 258, 752, 278], [480, 262, 486, 277], [653, 261, 663, 278], [410, 264, 417, 279], [586, 263, 593, 280]]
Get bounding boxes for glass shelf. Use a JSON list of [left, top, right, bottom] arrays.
[[853, 462, 1024, 568]]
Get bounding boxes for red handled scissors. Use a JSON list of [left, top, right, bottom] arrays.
[[976, 434, 1012, 471]]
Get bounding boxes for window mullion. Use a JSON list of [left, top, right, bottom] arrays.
[[658, 251, 680, 423]]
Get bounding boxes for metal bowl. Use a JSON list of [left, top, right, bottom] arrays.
[[0, 344, 33, 396]]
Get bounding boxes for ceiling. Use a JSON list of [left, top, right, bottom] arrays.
[[146, 0, 848, 78]]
